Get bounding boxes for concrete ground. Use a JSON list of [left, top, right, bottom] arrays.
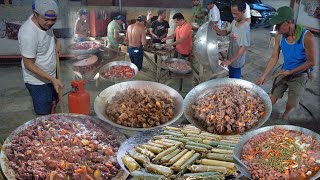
[[0, 27, 319, 141]]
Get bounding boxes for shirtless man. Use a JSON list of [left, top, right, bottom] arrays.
[[125, 15, 147, 71]]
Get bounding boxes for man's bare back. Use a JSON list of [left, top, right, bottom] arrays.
[[126, 22, 147, 47]]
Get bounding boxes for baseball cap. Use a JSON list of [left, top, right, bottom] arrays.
[[79, 10, 88, 16], [34, 0, 59, 18], [137, 15, 147, 22], [268, 6, 294, 25], [115, 15, 125, 22]]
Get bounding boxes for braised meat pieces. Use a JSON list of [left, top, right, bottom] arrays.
[[105, 88, 175, 128], [240, 128, 320, 180], [104, 65, 135, 80], [4, 116, 120, 180], [192, 85, 265, 134]]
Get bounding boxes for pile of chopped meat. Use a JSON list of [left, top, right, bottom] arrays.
[[104, 65, 135, 80], [70, 41, 100, 50], [240, 128, 320, 180], [105, 88, 175, 128], [166, 61, 192, 72], [191, 85, 265, 134], [3, 116, 121, 180]]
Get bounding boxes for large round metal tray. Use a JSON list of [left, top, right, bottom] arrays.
[[69, 41, 102, 55], [233, 125, 320, 180], [0, 113, 127, 180], [117, 128, 162, 174], [94, 81, 184, 132], [183, 78, 272, 135], [164, 58, 192, 74], [99, 60, 139, 82]]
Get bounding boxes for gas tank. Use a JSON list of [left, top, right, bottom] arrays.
[[68, 80, 90, 115]]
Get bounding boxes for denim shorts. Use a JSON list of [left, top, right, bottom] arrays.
[[128, 46, 144, 70], [25, 83, 58, 115]]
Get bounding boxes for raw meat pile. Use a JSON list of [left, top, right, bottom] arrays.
[[166, 61, 192, 71], [104, 65, 135, 80], [3, 116, 121, 180], [191, 85, 265, 134], [70, 41, 100, 50], [105, 88, 175, 128], [241, 128, 320, 180]]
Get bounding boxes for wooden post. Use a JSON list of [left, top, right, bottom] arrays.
[[56, 53, 64, 113]]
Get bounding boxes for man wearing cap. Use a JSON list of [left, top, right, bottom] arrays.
[[74, 10, 89, 42], [162, 13, 193, 60], [107, 15, 125, 49], [18, 0, 63, 115], [256, 6, 316, 119], [125, 15, 147, 71], [213, 0, 250, 79]]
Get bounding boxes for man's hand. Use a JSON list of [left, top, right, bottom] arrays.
[[55, 40, 61, 55], [256, 76, 266, 85], [52, 78, 64, 93], [278, 69, 292, 76], [221, 59, 231, 67], [213, 24, 219, 32], [161, 38, 167, 42]]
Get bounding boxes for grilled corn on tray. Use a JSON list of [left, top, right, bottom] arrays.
[[117, 125, 242, 179]]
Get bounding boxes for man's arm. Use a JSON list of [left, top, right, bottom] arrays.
[[213, 24, 228, 36], [161, 32, 176, 42], [149, 28, 159, 39], [256, 34, 281, 85], [160, 28, 168, 39], [141, 27, 147, 46], [23, 57, 63, 92], [281, 31, 316, 75]]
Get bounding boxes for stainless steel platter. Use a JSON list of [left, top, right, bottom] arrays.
[[164, 58, 192, 74], [117, 128, 162, 174], [0, 113, 127, 180], [153, 43, 165, 50], [183, 78, 272, 135], [94, 81, 184, 133], [69, 41, 102, 55], [233, 125, 320, 180], [99, 60, 139, 82]]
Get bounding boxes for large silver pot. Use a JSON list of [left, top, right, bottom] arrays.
[[99, 60, 139, 82], [94, 81, 184, 136], [193, 21, 220, 72], [233, 125, 320, 180], [183, 78, 272, 135]]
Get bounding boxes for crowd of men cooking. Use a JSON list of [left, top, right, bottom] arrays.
[[18, 0, 316, 120]]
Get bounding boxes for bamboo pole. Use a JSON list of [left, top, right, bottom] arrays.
[[56, 52, 64, 113]]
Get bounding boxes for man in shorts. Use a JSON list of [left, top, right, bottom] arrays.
[[18, 0, 64, 115], [256, 6, 316, 119], [125, 15, 147, 71]]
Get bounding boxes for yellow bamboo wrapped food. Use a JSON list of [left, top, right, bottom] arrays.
[[154, 140, 176, 147], [181, 172, 224, 180], [197, 159, 236, 169], [144, 163, 174, 177], [163, 126, 182, 132], [140, 144, 163, 154], [121, 154, 140, 172], [134, 146, 155, 158], [131, 170, 167, 180], [185, 145, 209, 153], [153, 146, 177, 162], [128, 151, 150, 164], [211, 148, 234, 154], [166, 149, 188, 166], [171, 150, 195, 171], [161, 149, 181, 163], [160, 139, 184, 147], [188, 165, 227, 174], [147, 141, 166, 149], [206, 153, 233, 162]]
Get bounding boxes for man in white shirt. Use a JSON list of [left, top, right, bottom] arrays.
[[207, 1, 222, 28], [245, 3, 251, 24], [18, 0, 63, 115]]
